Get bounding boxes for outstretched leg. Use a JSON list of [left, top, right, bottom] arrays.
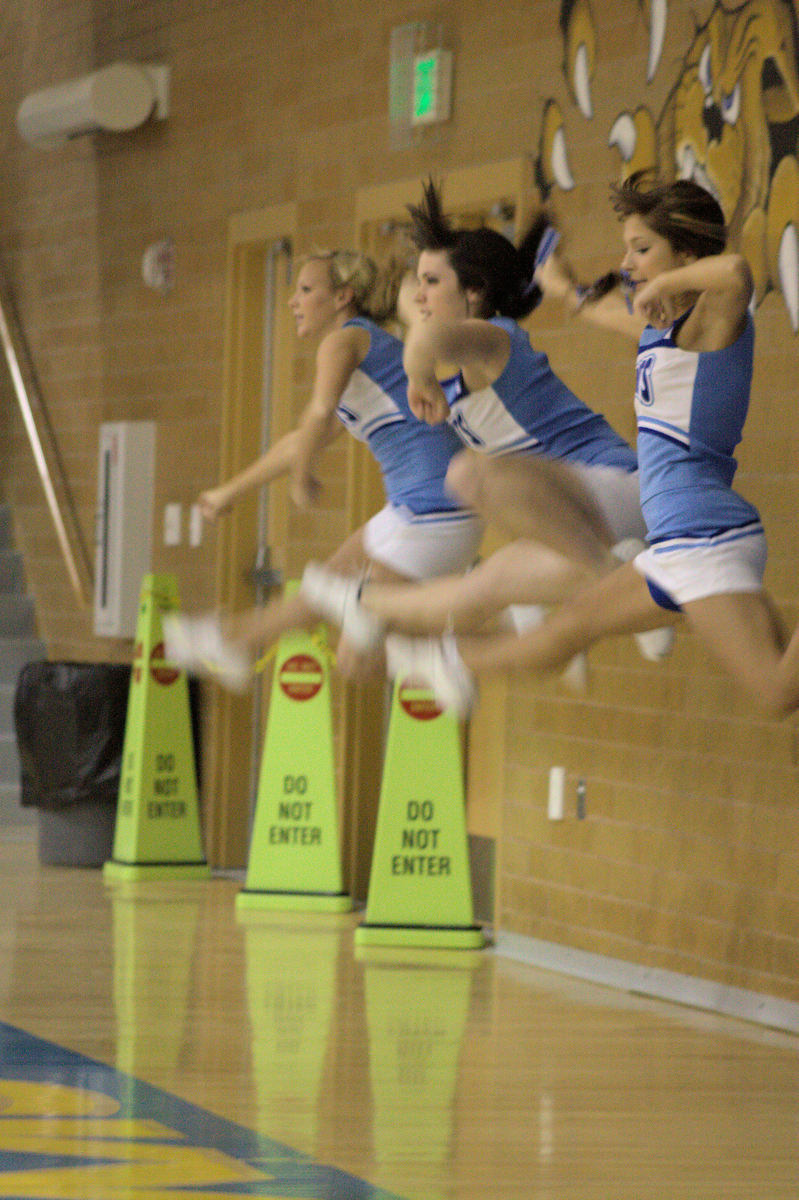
[[387, 566, 799, 722], [164, 525, 411, 689], [681, 590, 799, 718], [446, 449, 617, 578], [383, 563, 675, 715], [224, 526, 407, 650], [360, 539, 589, 634], [453, 562, 672, 676]]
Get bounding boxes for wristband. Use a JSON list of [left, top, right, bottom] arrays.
[[573, 284, 592, 311]]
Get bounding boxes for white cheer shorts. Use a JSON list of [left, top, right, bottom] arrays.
[[631, 522, 767, 611], [363, 504, 483, 580], [570, 464, 647, 544]]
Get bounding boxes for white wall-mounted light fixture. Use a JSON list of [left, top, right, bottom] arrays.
[[17, 62, 170, 150]]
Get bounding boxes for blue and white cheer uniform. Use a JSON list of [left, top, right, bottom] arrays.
[[338, 318, 482, 578], [445, 316, 646, 543], [630, 310, 765, 609]]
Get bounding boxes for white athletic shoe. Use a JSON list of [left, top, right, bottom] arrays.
[[300, 562, 384, 651], [505, 603, 547, 633], [611, 538, 675, 663], [611, 537, 647, 565], [505, 604, 588, 692], [560, 650, 589, 693], [633, 625, 675, 662], [162, 613, 253, 693], [385, 633, 477, 718]]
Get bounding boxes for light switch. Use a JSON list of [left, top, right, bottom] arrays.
[[164, 502, 182, 546]]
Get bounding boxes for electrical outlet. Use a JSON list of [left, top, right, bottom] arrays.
[[189, 504, 203, 547], [548, 766, 565, 820]]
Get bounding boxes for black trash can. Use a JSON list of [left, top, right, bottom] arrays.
[[14, 661, 131, 866]]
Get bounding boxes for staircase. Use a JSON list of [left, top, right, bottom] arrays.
[[0, 503, 46, 826]]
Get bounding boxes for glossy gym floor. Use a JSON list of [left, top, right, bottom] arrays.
[[1, 827, 798, 1199]]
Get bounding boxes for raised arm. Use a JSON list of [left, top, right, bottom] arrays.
[[633, 253, 753, 348], [535, 252, 645, 341], [403, 317, 510, 423], [288, 325, 364, 507]]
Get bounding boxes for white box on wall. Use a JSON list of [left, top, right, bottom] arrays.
[[94, 421, 156, 637]]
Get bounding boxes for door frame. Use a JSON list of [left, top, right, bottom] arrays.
[[203, 203, 297, 868]]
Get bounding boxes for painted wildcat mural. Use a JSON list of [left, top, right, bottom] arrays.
[[537, 0, 799, 329]]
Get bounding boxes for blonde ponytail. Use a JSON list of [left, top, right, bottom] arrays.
[[304, 249, 401, 324]]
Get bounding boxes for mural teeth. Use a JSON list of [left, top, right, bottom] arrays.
[[694, 166, 721, 205], [778, 224, 799, 333], [647, 0, 667, 82], [609, 113, 636, 161], [552, 127, 575, 190], [677, 144, 696, 178], [677, 148, 721, 206], [574, 42, 594, 118]]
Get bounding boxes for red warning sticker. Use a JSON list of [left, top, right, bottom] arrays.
[[398, 678, 443, 721], [279, 654, 323, 701], [150, 641, 180, 686]]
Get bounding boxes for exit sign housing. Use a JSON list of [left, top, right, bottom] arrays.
[[412, 47, 453, 125]]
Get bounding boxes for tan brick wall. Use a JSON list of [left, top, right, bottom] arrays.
[[1, 1, 797, 1000]]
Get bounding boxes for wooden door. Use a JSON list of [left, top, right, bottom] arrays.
[[203, 205, 296, 868]]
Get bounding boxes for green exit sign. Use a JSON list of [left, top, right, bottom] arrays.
[[412, 47, 452, 126]]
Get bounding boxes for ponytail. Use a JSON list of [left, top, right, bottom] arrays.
[[610, 171, 727, 258], [406, 178, 550, 321], [305, 249, 401, 325]]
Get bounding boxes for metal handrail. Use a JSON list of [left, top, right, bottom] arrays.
[[0, 286, 92, 608], [248, 236, 291, 817]]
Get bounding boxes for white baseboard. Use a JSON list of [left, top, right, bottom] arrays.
[[493, 930, 799, 1037]]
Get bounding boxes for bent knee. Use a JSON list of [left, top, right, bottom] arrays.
[[445, 449, 484, 506], [757, 680, 799, 721]]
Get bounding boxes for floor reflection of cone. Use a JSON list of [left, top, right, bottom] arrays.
[[111, 883, 203, 1080], [362, 946, 478, 1181], [240, 911, 350, 1146]]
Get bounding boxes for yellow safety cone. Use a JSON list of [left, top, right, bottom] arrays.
[[103, 574, 210, 882], [355, 677, 485, 949], [236, 609, 351, 913]]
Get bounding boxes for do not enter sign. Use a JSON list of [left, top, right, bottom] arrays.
[[279, 654, 323, 701], [398, 678, 443, 721], [150, 641, 180, 686]]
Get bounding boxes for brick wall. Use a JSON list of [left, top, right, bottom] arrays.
[[1, 0, 797, 1001]]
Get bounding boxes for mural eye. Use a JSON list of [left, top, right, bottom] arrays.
[[721, 82, 741, 125], [698, 43, 713, 95]]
